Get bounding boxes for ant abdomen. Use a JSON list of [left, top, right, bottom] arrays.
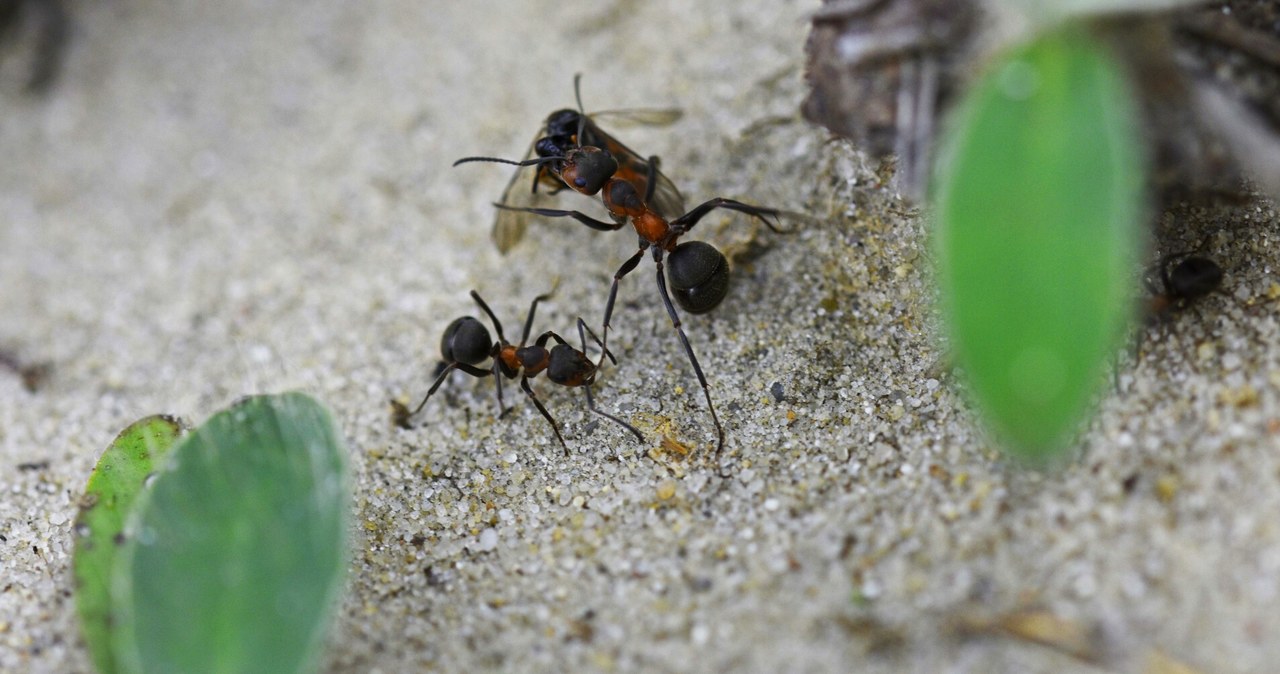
[[440, 316, 492, 365], [668, 241, 730, 314]]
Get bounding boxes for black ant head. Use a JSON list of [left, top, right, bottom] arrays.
[[440, 316, 493, 365], [546, 344, 596, 387], [559, 146, 617, 195], [667, 241, 730, 314], [544, 109, 581, 140], [1168, 256, 1223, 300]]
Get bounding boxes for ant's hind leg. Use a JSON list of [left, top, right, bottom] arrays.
[[393, 362, 492, 429], [671, 198, 787, 235], [651, 251, 727, 464]]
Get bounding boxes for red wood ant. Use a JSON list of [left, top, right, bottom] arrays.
[[1145, 250, 1224, 319], [489, 76, 685, 253], [455, 105, 792, 465], [391, 290, 643, 454]]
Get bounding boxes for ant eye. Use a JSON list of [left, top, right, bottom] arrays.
[[574, 177, 587, 188]]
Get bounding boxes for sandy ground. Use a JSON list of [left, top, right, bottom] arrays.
[[2, 1, 1280, 672]]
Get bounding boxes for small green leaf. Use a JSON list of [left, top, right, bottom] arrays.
[[112, 393, 350, 674], [74, 415, 186, 674], [933, 26, 1144, 460]]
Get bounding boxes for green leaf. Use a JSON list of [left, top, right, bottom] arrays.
[[112, 393, 350, 674], [74, 415, 186, 674], [932, 26, 1144, 461]]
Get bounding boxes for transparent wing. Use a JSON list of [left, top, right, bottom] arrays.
[[489, 128, 544, 254], [588, 108, 684, 128], [645, 169, 686, 221]]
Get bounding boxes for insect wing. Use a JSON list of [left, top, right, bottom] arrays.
[[490, 128, 550, 254]]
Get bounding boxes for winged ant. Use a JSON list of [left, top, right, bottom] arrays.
[[488, 78, 685, 253]]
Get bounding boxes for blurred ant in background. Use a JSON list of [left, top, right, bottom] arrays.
[[455, 77, 796, 463], [391, 290, 642, 454], [1144, 248, 1224, 321], [488, 75, 685, 253]]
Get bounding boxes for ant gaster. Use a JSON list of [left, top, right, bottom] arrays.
[[391, 290, 643, 454], [454, 78, 792, 464]]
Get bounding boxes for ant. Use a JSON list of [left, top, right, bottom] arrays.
[[391, 290, 643, 454], [1144, 249, 1224, 320], [455, 85, 793, 465], [489, 75, 685, 253]]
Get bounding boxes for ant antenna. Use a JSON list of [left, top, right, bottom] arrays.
[[576, 318, 615, 368], [452, 155, 564, 168], [573, 73, 588, 149]]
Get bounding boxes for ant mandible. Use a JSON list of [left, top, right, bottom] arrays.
[[391, 290, 643, 454], [454, 79, 792, 463]]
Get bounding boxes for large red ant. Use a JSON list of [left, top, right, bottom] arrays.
[[454, 84, 793, 464], [391, 290, 643, 454], [489, 77, 685, 253]]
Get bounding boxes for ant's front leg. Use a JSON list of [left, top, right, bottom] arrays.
[[600, 245, 648, 359], [519, 376, 569, 455], [493, 203, 627, 232]]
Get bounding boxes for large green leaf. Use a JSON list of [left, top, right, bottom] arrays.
[[74, 415, 186, 674], [933, 26, 1144, 460], [112, 393, 350, 674]]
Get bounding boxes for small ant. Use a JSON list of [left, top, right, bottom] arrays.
[[455, 82, 794, 464], [489, 76, 685, 253], [1145, 250, 1224, 319], [391, 290, 642, 454]]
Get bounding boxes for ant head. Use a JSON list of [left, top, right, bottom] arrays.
[[667, 241, 730, 314], [544, 109, 581, 139], [1169, 256, 1223, 300], [560, 146, 617, 195], [546, 344, 596, 387], [440, 316, 493, 365]]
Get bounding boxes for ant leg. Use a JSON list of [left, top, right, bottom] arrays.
[[671, 197, 788, 235], [575, 318, 642, 443], [651, 249, 726, 464], [576, 317, 616, 366], [534, 330, 568, 347], [600, 246, 648, 358], [471, 290, 506, 343], [520, 376, 569, 455], [520, 291, 555, 345], [493, 203, 626, 232], [394, 362, 492, 428], [493, 359, 512, 419], [582, 385, 644, 443]]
